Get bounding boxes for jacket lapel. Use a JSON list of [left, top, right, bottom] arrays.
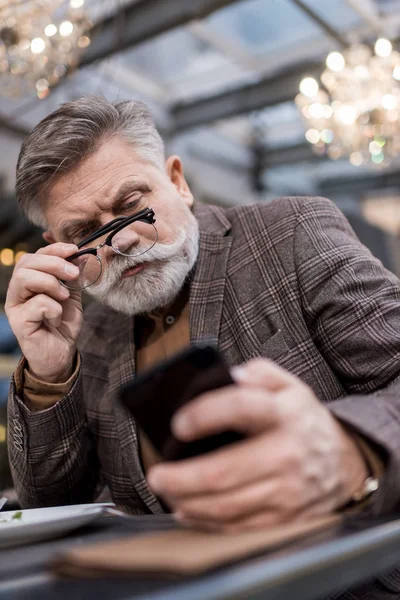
[[190, 232, 232, 347], [190, 203, 232, 348], [106, 311, 164, 514]]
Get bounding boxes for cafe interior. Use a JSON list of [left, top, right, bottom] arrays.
[[2, 0, 400, 599]]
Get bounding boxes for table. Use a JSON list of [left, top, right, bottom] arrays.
[[2, 513, 400, 600]]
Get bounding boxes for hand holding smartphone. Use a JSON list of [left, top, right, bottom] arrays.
[[119, 345, 243, 461]]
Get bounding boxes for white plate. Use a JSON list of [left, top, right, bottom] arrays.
[[0, 503, 114, 549]]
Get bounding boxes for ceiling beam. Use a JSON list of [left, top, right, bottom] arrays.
[[171, 29, 400, 133], [187, 20, 257, 70], [171, 60, 322, 132], [290, 0, 348, 48], [345, 0, 385, 35], [319, 169, 400, 196], [264, 142, 323, 167], [80, 0, 242, 67]]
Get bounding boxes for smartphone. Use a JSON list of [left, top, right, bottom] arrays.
[[119, 344, 244, 461]]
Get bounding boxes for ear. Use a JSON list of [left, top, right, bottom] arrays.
[[42, 230, 56, 244], [165, 155, 193, 207]]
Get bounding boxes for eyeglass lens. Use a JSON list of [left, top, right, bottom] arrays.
[[65, 219, 158, 290], [111, 219, 157, 256], [67, 253, 102, 290]]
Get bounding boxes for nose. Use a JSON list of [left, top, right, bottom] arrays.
[[101, 243, 116, 261], [111, 226, 141, 255]]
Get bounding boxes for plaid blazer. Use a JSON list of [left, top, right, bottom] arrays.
[[8, 197, 400, 596]]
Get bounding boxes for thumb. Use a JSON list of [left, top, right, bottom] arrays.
[[231, 358, 300, 392]]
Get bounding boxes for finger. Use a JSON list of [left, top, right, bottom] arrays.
[[219, 493, 338, 533], [36, 242, 78, 257], [21, 294, 64, 329], [170, 467, 334, 524], [9, 269, 70, 303], [14, 253, 80, 281], [148, 430, 285, 497], [177, 496, 337, 534], [171, 386, 278, 441], [170, 476, 283, 524], [231, 358, 301, 392]]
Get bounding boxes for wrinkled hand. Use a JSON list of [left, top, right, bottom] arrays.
[[5, 243, 82, 383], [147, 359, 368, 532]]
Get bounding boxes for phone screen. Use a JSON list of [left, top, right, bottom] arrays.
[[119, 345, 243, 461]]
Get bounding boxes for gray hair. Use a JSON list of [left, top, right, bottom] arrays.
[[16, 96, 165, 227]]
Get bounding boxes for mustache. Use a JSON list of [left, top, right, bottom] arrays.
[[95, 230, 187, 286], [84, 213, 200, 316]]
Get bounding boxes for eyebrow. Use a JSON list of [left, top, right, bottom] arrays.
[[60, 218, 94, 241], [113, 181, 151, 209], [59, 180, 151, 241]]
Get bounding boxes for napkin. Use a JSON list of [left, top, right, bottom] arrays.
[[53, 514, 341, 578]]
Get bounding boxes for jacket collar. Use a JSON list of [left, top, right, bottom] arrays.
[[189, 203, 232, 346], [193, 201, 231, 237]]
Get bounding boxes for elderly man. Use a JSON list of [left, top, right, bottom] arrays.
[[6, 97, 400, 598]]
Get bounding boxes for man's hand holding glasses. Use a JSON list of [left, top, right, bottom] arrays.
[[5, 207, 157, 383]]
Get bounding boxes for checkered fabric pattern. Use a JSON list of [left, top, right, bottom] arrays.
[[8, 197, 400, 597]]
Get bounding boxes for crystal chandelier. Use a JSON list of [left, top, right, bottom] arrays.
[[296, 39, 400, 167], [0, 0, 92, 99]]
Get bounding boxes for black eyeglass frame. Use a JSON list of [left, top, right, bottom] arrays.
[[64, 207, 157, 289], [66, 207, 156, 262]]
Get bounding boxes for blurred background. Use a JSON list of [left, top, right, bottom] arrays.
[[1, 0, 400, 495]]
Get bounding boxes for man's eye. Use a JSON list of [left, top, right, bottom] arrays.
[[75, 227, 91, 242], [122, 197, 142, 211]]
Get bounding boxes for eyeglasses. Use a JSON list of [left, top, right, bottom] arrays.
[[63, 207, 157, 290]]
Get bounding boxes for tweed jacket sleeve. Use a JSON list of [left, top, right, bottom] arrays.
[[7, 363, 101, 507], [292, 197, 400, 515]]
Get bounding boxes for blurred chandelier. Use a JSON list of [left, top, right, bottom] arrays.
[[296, 38, 400, 167], [0, 0, 92, 99]]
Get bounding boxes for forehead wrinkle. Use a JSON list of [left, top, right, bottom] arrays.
[[68, 153, 136, 195], [59, 164, 117, 204], [45, 138, 157, 230], [70, 156, 140, 198], [51, 165, 136, 216], [52, 137, 150, 196], [52, 172, 146, 236]]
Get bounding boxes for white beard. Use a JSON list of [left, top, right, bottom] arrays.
[[86, 212, 199, 316]]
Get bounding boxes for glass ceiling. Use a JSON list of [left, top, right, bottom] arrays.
[[304, 0, 362, 30], [0, 0, 374, 112], [208, 0, 327, 54], [1, 0, 400, 200], [377, 0, 400, 13], [122, 29, 229, 86], [119, 0, 367, 103], [209, 0, 363, 54]]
